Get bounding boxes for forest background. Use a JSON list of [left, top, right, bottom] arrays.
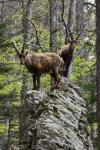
[[0, 0, 96, 149]]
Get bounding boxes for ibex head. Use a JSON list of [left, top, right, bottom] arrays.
[[13, 40, 28, 65], [18, 50, 28, 65], [66, 27, 80, 48], [69, 35, 80, 49]]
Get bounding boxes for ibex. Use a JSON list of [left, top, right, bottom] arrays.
[[13, 41, 64, 90], [58, 33, 80, 77]]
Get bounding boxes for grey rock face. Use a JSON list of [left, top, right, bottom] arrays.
[[18, 78, 93, 150]]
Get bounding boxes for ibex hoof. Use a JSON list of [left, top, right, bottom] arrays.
[[32, 87, 40, 91]]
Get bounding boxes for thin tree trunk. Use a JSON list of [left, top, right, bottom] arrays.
[[67, 0, 76, 29], [49, 0, 57, 52], [76, 0, 84, 39], [76, 0, 85, 83], [66, 0, 76, 77], [96, 0, 100, 149], [21, 0, 33, 102], [19, 0, 33, 143], [65, 0, 76, 44], [6, 118, 12, 150], [76, 0, 85, 58], [5, 93, 13, 150], [22, 0, 33, 50]]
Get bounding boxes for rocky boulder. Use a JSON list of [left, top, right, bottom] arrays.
[[11, 77, 93, 150]]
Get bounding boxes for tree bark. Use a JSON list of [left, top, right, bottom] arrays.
[[22, 0, 33, 50], [66, 0, 77, 77], [96, 0, 100, 149], [76, 0, 84, 39], [76, 0, 85, 58], [19, 0, 33, 143], [67, 0, 76, 29], [65, 0, 76, 44], [49, 0, 57, 52], [20, 0, 33, 102]]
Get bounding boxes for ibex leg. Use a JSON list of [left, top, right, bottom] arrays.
[[32, 75, 37, 90], [36, 75, 40, 90]]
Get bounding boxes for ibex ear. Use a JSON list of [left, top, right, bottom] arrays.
[[21, 50, 24, 53], [25, 51, 28, 55]]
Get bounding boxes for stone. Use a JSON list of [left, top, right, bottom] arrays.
[[12, 77, 93, 150]]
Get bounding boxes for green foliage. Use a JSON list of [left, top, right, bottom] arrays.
[[84, 39, 96, 52], [71, 39, 96, 148], [0, 36, 22, 146], [71, 40, 96, 103], [0, 123, 7, 135], [39, 27, 50, 51], [0, 0, 96, 148], [41, 75, 51, 90]]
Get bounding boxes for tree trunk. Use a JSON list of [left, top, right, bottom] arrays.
[[65, 0, 76, 44], [22, 0, 33, 50], [49, 0, 57, 52], [66, 0, 77, 77], [21, 0, 33, 102], [76, 0, 84, 39], [67, 0, 76, 29], [76, 0, 85, 58], [19, 0, 33, 143], [76, 0, 85, 81], [96, 0, 100, 149]]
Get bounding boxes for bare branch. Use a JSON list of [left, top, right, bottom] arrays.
[[61, 0, 67, 28], [26, 17, 45, 52], [61, 0, 72, 43]]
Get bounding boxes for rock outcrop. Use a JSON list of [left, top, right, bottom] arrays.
[[11, 78, 93, 150]]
